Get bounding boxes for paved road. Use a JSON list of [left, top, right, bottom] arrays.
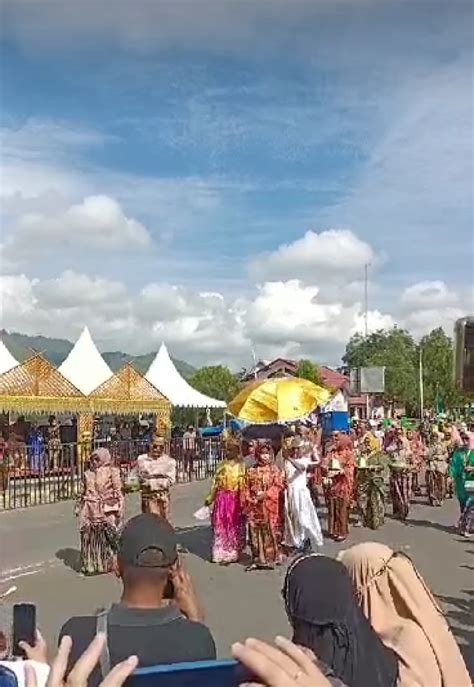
[[1, 480, 472, 673]]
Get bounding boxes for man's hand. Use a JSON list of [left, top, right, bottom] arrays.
[[170, 565, 204, 623], [19, 629, 48, 664]]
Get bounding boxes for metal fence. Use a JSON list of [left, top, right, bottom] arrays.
[[0, 437, 223, 511]]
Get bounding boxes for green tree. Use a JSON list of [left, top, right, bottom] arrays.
[[419, 327, 465, 410], [190, 365, 240, 403], [296, 359, 324, 385], [343, 328, 418, 411]]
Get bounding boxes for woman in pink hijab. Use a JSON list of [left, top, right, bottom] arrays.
[[76, 448, 124, 575]]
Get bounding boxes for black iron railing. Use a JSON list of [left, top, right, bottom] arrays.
[[0, 437, 223, 511]]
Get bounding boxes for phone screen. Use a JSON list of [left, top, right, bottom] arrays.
[[129, 659, 255, 687], [12, 604, 36, 658]]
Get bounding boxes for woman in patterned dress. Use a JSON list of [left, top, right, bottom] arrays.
[[325, 433, 355, 542], [76, 448, 124, 575], [206, 437, 245, 564], [241, 440, 284, 570]]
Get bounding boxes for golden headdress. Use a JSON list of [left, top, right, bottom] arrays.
[[223, 434, 241, 460]]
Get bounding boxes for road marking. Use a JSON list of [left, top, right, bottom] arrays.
[[0, 559, 57, 584]]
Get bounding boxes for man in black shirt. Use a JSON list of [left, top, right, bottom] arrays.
[[59, 514, 216, 685]]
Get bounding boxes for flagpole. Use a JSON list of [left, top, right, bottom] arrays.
[[419, 347, 424, 419]]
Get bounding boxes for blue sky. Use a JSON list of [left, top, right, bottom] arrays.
[[0, 0, 472, 366]]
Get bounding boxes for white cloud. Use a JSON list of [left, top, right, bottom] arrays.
[[249, 229, 376, 284], [400, 280, 459, 310], [5, 195, 151, 260]]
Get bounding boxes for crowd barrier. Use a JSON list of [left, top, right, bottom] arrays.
[[0, 437, 223, 511]]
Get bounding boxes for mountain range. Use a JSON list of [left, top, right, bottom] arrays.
[[0, 330, 196, 378]]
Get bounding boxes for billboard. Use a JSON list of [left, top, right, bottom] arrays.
[[350, 366, 385, 394], [454, 316, 474, 394]]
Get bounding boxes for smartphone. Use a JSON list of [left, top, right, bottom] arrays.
[[129, 659, 256, 687], [12, 604, 36, 658]]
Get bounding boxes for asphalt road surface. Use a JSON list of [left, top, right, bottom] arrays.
[[1, 480, 472, 673]]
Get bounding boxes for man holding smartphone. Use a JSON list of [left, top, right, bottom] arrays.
[[59, 514, 216, 687]]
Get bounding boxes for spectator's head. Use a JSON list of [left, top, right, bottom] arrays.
[[117, 514, 178, 604], [282, 553, 398, 687], [339, 542, 470, 687], [149, 438, 164, 459], [255, 440, 272, 466]]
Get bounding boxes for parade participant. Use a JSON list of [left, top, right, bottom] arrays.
[[137, 437, 176, 520], [283, 554, 398, 687], [388, 432, 412, 520], [449, 431, 474, 536], [282, 436, 323, 552], [426, 431, 449, 507], [76, 448, 124, 576], [354, 434, 385, 529], [205, 436, 245, 564], [407, 429, 425, 496], [325, 433, 355, 542], [242, 439, 256, 468], [241, 440, 284, 570], [341, 543, 471, 687]]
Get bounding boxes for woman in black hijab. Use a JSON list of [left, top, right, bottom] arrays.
[[282, 554, 398, 687]]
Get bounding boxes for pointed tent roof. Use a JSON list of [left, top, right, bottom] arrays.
[[0, 340, 19, 375], [0, 353, 88, 413], [89, 363, 170, 416], [58, 327, 113, 396], [145, 343, 226, 408]]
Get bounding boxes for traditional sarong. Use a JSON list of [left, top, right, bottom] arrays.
[[243, 464, 283, 568], [80, 522, 119, 575], [211, 489, 243, 563], [141, 488, 170, 520], [327, 497, 349, 539], [426, 466, 447, 506], [390, 468, 410, 520], [459, 496, 474, 535], [356, 468, 385, 529]]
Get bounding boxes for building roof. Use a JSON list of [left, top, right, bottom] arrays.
[[319, 366, 349, 390], [58, 327, 113, 395], [0, 353, 88, 413], [89, 363, 170, 416], [0, 340, 19, 375], [145, 343, 226, 408]]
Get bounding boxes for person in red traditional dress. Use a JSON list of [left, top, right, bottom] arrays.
[[241, 440, 285, 570], [325, 433, 355, 542]]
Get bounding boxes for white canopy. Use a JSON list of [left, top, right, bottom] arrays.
[[145, 343, 226, 409], [58, 327, 113, 396], [0, 341, 19, 375]]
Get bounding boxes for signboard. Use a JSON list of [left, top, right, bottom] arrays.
[[454, 316, 474, 394], [349, 366, 385, 394]]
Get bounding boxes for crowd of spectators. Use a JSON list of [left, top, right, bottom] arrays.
[[0, 513, 471, 687]]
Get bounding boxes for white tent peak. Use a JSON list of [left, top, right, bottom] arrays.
[[58, 326, 113, 395], [145, 342, 226, 409], [0, 340, 19, 375]]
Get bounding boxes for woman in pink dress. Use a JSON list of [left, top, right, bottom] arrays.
[[76, 448, 124, 575]]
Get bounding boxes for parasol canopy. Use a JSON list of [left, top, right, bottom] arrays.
[[228, 377, 330, 424]]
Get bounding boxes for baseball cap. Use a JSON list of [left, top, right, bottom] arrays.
[[118, 514, 178, 568]]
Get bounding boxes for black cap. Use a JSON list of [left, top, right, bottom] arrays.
[[118, 514, 178, 568]]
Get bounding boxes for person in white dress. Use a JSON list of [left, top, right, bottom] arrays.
[[283, 436, 324, 551]]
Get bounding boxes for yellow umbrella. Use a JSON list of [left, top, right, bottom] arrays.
[[228, 377, 330, 424]]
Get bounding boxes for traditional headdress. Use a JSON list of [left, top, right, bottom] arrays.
[[223, 434, 241, 460]]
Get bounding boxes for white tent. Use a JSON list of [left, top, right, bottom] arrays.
[[58, 327, 113, 396], [145, 343, 226, 409], [0, 341, 19, 375]]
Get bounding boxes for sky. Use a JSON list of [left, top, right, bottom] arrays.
[[0, 0, 473, 369]]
